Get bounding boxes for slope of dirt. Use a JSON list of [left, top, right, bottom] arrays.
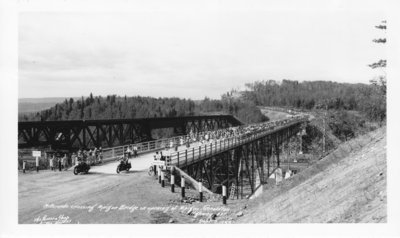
[[259, 107, 292, 121], [228, 127, 386, 223]]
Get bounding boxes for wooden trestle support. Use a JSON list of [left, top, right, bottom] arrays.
[[177, 122, 307, 198]]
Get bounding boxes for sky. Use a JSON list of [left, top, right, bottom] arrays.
[[18, 0, 387, 99]]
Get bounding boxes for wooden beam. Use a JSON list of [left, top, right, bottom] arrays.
[[173, 166, 214, 195]]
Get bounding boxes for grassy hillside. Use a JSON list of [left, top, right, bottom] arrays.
[[228, 127, 386, 223]]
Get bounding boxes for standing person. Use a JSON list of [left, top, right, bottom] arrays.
[[72, 152, 78, 166], [98, 147, 103, 164], [155, 151, 161, 161], [81, 151, 85, 164], [88, 149, 93, 165], [133, 145, 138, 158], [126, 146, 133, 159], [83, 149, 87, 164], [186, 136, 190, 148], [77, 149, 82, 161], [152, 152, 159, 176], [35, 156, 39, 172], [49, 155, 54, 171], [62, 154, 68, 171], [93, 147, 98, 164], [58, 156, 62, 172]]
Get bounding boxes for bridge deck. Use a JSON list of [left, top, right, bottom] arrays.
[[167, 119, 306, 168], [84, 116, 306, 174], [72, 142, 196, 174]]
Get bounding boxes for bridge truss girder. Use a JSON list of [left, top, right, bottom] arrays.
[[18, 115, 243, 150]]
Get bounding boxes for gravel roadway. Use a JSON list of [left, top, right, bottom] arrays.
[[18, 145, 204, 224]]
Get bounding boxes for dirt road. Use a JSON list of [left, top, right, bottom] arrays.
[[19, 168, 190, 223], [19, 143, 231, 224], [19, 147, 182, 224]]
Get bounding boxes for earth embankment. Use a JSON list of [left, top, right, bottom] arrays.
[[232, 127, 386, 223]]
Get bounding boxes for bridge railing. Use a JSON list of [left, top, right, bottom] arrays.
[[100, 135, 184, 162], [100, 129, 230, 163], [99, 123, 247, 162], [167, 118, 307, 167], [100, 130, 218, 162], [101, 114, 308, 163]]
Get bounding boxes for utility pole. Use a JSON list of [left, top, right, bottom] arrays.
[[299, 131, 303, 155], [322, 103, 327, 155], [287, 140, 290, 171]]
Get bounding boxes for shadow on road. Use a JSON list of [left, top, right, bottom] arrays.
[[76, 170, 142, 176]]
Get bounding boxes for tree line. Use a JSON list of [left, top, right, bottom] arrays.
[[242, 79, 386, 122], [19, 93, 268, 124], [19, 78, 386, 125], [19, 78, 385, 125]]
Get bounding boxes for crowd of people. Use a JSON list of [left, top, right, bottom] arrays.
[[42, 147, 104, 172], [150, 114, 308, 162], [177, 114, 308, 149], [47, 153, 69, 171], [73, 147, 104, 165], [70, 115, 309, 168]]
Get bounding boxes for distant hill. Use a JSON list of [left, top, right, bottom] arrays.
[[18, 97, 77, 114]]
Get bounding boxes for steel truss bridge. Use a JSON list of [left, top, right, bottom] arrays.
[[167, 117, 308, 199], [18, 115, 243, 149]]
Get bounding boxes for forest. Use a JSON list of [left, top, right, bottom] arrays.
[[19, 79, 386, 127], [242, 79, 386, 122], [19, 93, 267, 124]]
